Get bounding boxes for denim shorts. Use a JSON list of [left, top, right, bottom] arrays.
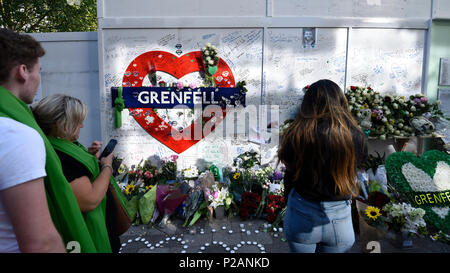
[[284, 189, 355, 253]]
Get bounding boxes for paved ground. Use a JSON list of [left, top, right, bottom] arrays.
[[118, 216, 450, 253]]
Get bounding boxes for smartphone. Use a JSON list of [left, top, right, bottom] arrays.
[[99, 139, 118, 159]]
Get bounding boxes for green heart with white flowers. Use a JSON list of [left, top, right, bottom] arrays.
[[385, 150, 450, 232]]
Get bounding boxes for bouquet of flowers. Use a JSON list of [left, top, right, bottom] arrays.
[[239, 192, 261, 220], [204, 183, 232, 209], [201, 43, 219, 87], [362, 205, 388, 230], [266, 194, 286, 224], [345, 86, 443, 139], [160, 155, 178, 181], [182, 166, 199, 181], [383, 202, 428, 236], [233, 150, 260, 169]]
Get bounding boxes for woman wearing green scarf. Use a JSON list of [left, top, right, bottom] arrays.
[[32, 94, 128, 253]]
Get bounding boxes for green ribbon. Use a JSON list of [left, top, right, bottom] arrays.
[[114, 86, 125, 128]]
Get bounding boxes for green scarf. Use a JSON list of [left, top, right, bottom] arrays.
[[49, 138, 116, 253], [0, 86, 98, 252]]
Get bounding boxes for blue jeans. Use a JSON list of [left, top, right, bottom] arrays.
[[284, 189, 355, 253]]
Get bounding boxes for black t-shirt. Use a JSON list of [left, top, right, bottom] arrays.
[[55, 150, 120, 253], [282, 120, 368, 202]]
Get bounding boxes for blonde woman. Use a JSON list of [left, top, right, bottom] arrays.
[[32, 94, 127, 253]]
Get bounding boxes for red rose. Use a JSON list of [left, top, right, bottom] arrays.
[[351, 86, 357, 91]]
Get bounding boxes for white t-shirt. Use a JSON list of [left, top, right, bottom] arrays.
[[0, 117, 46, 253]]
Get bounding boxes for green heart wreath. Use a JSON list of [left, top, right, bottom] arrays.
[[385, 150, 450, 232]]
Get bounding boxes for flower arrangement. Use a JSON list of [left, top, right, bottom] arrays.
[[233, 149, 260, 169], [160, 155, 178, 181], [383, 202, 427, 236], [204, 183, 233, 209], [182, 166, 199, 180], [363, 205, 388, 230], [266, 194, 286, 224], [239, 192, 261, 220], [201, 43, 219, 87], [345, 86, 443, 139]]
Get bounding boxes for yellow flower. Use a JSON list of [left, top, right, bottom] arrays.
[[125, 184, 135, 195], [145, 185, 154, 191], [233, 172, 241, 180], [365, 206, 381, 221]]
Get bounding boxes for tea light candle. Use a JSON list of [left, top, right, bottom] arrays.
[[213, 241, 218, 245], [200, 246, 205, 251], [183, 245, 188, 249], [228, 230, 233, 234], [211, 229, 216, 233], [205, 243, 210, 247], [239, 223, 245, 228]]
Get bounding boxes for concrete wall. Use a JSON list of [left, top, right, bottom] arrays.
[[30, 32, 101, 148]]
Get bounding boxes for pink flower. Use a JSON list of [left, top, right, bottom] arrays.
[[420, 97, 428, 103], [213, 192, 219, 199], [144, 171, 154, 178], [177, 81, 184, 89], [171, 155, 179, 162], [189, 83, 198, 89]]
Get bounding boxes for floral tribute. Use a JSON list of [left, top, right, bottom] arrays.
[[113, 148, 287, 228], [385, 150, 450, 233], [345, 86, 443, 139]]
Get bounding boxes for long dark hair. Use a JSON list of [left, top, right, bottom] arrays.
[[278, 79, 361, 198]]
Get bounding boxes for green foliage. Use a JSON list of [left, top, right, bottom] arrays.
[[0, 0, 97, 33]]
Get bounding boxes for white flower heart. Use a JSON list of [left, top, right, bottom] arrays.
[[431, 207, 449, 219], [401, 161, 450, 192]]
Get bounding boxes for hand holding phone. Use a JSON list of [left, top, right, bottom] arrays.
[[99, 139, 117, 159]]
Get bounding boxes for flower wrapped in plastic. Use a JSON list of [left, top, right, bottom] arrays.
[[155, 184, 188, 225]]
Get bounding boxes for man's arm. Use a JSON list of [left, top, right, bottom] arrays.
[[0, 177, 67, 253]]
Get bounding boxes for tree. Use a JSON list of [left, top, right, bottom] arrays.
[[0, 0, 97, 33]]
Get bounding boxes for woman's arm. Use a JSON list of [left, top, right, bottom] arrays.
[[69, 153, 114, 212]]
